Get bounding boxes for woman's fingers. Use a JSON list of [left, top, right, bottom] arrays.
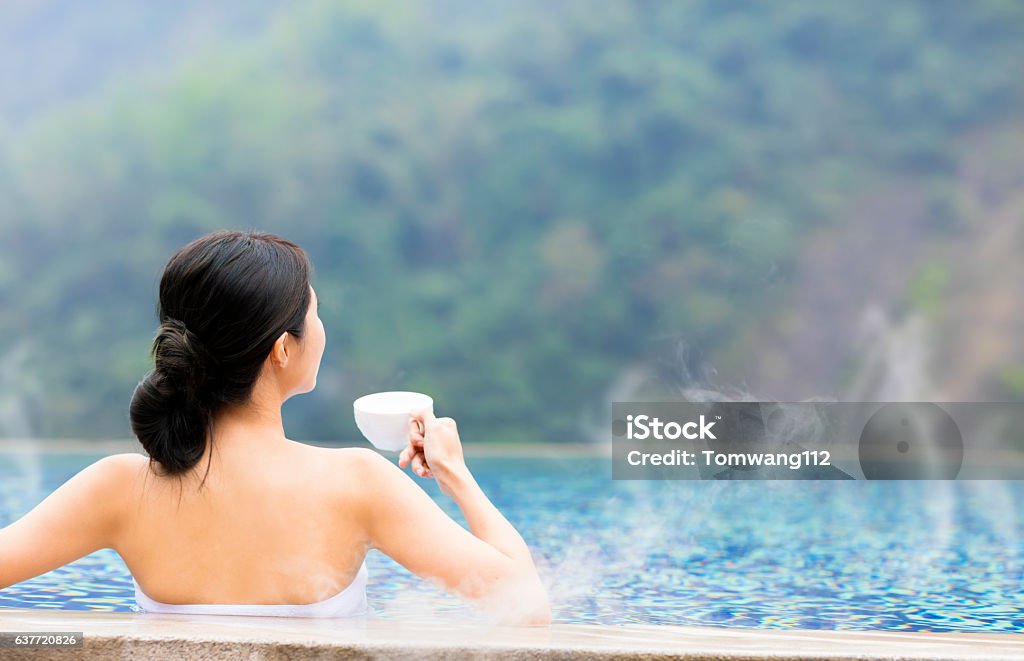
[[408, 417, 425, 445], [410, 407, 436, 431], [402, 414, 434, 477], [401, 441, 433, 477], [411, 451, 426, 476], [410, 449, 433, 478]]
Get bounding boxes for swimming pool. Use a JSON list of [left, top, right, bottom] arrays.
[[1, 450, 1021, 633]]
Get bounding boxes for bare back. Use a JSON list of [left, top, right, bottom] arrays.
[[116, 444, 368, 605]]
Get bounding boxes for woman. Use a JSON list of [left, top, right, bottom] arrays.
[[0, 230, 551, 625]]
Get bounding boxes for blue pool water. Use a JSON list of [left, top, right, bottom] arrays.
[[1, 451, 1022, 632]]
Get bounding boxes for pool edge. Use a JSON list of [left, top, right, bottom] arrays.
[[0, 609, 1020, 660]]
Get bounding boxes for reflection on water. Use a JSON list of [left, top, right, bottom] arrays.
[[1, 453, 1022, 632]]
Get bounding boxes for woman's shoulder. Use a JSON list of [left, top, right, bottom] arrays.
[[314, 447, 405, 500], [93, 452, 151, 478], [91, 453, 156, 504], [303, 442, 380, 464], [310, 445, 386, 465], [316, 446, 391, 480], [305, 447, 398, 531], [297, 444, 381, 476], [97, 452, 150, 466]]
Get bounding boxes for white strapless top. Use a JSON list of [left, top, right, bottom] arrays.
[[132, 560, 369, 618]]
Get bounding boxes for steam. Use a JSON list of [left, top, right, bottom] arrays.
[[552, 300, 1014, 628], [847, 304, 937, 401]]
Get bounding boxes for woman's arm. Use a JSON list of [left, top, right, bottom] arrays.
[[349, 448, 551, 626], [0, 453, 136, 590]]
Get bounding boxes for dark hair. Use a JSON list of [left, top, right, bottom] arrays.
[[130, 230, 312, 484]]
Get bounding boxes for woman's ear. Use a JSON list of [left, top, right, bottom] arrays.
[[270, 331, 291, 368]]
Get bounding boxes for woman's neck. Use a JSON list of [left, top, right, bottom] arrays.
[[207, 384, 289, 460]]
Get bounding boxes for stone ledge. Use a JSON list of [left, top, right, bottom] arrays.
[[0, 609, 1020, 660]]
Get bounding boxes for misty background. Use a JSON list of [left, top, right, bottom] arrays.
[[1, 0, 1022, 445]]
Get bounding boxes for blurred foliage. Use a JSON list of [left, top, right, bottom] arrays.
[[0, 0, 1022, 442], [1001, 367, 1024, 395], [906, 260, 951, 319]]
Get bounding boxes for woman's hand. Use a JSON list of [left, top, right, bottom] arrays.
[[399, 408, 467, 494]]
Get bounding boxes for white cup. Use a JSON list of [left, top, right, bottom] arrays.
[[353, 391, 434, 452]]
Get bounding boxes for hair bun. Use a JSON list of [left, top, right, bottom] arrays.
[[153, 318, 219, 403]]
